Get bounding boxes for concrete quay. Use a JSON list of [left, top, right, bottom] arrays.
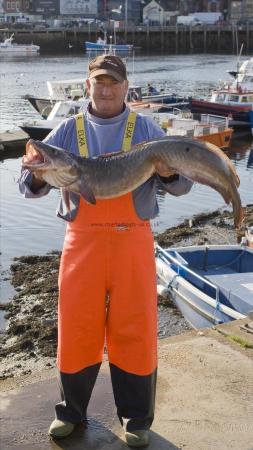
[[1, 316, 253, 450]]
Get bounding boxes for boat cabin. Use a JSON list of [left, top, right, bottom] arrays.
[[211, 89, 253, 106], [47, 79, 87, 101], [47, 99, 89, 121]]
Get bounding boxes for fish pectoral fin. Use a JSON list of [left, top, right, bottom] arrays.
[[78, 176, 96, 205]]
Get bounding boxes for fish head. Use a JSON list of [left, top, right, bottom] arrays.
[[22, 139, 81, 188]]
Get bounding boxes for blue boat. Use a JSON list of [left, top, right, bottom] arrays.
[[156, 244, 253, 329], [85, 40, 133, 53]]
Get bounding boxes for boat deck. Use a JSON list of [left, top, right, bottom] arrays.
[[194, 268, 253, 314]]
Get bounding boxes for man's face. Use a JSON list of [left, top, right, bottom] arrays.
[[86, 75, 129, 118]]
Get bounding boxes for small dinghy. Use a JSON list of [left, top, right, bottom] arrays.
[[156, 244, 253, 329]]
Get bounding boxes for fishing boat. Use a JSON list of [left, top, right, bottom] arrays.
[[134, 108, 233, 149], [127, 86, 189, 108], [0, 34, 40, 55], [156, 244, 253, 329], [20, 99, 90, 140], [190, 55, 253, 129], [190, 91, 253, 129], [23, 78, 87, 119], [227, 56, 253, 80], [85, 37, 133, 53]]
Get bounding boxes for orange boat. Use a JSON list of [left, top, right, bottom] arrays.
[[130, 106, 233, 150]]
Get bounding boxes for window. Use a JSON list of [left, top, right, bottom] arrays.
[[229, 95, 239, 102]]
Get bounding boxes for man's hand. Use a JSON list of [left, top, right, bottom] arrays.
[[30, 173, 46, 193], [155, 161, 177, 178]]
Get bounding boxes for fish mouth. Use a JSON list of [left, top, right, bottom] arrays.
[[22, 139, 50, 169]]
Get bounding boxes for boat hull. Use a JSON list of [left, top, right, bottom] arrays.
[[196, 128, 232, 149], [85, 41, 133, 53], [24, 96, 55, 118], [190, 99, 251, 128], [20, 126, 52, 141]]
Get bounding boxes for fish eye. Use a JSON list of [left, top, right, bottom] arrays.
[[185, 147, 190, 152]]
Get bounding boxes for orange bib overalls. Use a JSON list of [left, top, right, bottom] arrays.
[[55, 112, 158, 431]]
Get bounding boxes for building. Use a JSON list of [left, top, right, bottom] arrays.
[[60, 0, 97, 17], [97, 0, 142, 25], [143, 0, 180, 25], [31, 0, 59, 17]]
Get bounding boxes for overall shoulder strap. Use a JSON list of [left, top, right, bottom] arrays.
[[122, 111, 137, 152], [75, 113, 88, 157], [75, 110, 137, 156]]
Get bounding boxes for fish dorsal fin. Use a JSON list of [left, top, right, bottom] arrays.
[[97, 151, 125, 158]]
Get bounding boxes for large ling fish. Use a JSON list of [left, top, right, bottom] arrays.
[[22, 137, 244, 229]]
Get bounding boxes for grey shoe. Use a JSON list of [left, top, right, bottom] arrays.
[[125, 429, 150, 448], [48, 418, 75, 438]]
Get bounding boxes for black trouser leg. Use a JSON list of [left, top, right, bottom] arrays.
[[109, 363, 157, 432], [55, 362, 101, 423]]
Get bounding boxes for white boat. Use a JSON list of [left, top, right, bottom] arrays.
[[127, 85, 189, 108], [23, 78, 87, 119], [0, 34, 40, 55], [20, 98, 90, 140], [228, 56, 253, 83]]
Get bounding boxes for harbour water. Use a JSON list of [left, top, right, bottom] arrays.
[[0, 53, 253, 308]]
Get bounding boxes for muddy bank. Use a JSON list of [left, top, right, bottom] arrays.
[[1, 205, 252, 380]]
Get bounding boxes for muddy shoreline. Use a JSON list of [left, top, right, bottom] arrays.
[[1, 205, 252, 380]]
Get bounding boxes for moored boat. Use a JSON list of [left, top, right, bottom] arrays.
[[190, 94, 253, 129], [20, 98, 90, 140], [85, 39, 133, 54], [135, 109, 233, 149], [190, 56, 253, 129], [23, 78, 87, 119], [156, 244, 253, 329], [127, 85, 189, 107], [0, 34, 40, 55]]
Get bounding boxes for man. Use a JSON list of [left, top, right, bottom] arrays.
[[19, 55, 192, 448]]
